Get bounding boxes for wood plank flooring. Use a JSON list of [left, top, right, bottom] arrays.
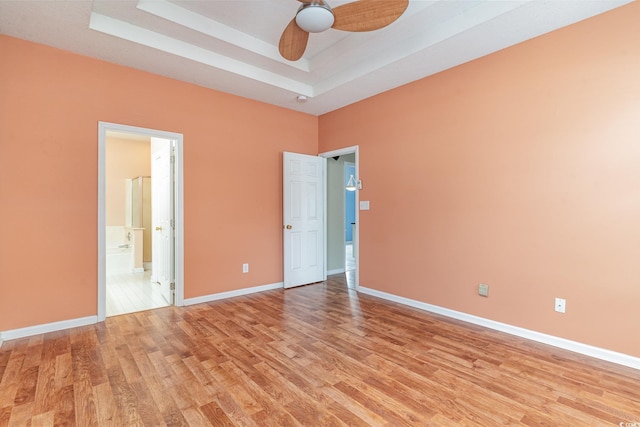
[[1, 275, 639, 426]]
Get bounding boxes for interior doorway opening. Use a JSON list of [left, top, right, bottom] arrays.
[[98, 122, 184, 321], [320, 146, 359, 289], [105, 132, 167, 316], [344, 160, 356, 277]]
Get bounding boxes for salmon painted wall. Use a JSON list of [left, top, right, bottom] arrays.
[[0, 36, 317, 331], [319, 3, 640, 357], [106, 136, 150, 227]]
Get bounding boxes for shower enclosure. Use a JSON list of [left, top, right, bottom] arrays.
[[129, 176, 152, 268]]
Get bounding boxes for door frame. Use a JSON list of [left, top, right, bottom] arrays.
[[97, 121, 185, 321], [319, 145, 359, 289]]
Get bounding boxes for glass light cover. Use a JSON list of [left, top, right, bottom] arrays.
[[346, 174, 357, 191], [296, 5, 335, 33]]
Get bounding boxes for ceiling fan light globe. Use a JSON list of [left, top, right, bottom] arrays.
[[296, 5, 335, 33]]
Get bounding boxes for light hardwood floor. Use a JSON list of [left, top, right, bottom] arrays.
[[1, 275, 639, 426]]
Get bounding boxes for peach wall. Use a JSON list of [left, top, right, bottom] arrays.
[[106, 136, 150, 226], [0, 36, 317, 330], [319, 3, 640, 357]]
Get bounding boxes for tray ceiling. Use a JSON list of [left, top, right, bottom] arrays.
[[0, 0, 632, 115]]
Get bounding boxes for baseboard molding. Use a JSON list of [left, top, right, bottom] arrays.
[[132, 267, 145, 273], [327, 268, 346, 276], [358, 286, 640, 371], [183, 282, 284, 306], [0, 282, 281, 345], [0, 315, 98, 343]]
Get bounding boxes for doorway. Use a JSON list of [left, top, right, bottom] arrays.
[[344, 160, 356, 276], [105, 133, 163, 316], [320, 146, 359, 289], [98, 122, 184, 321]]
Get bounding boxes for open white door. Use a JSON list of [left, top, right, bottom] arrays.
[[283, 152, 326, 288], [151, 137, 174, 304]]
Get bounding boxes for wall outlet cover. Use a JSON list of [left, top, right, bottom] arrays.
[[478, 283, 489, 297]]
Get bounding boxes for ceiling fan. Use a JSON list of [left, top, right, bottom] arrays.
[[279, 0, 409, 61]]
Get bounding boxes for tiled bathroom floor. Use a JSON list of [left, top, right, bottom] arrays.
[[106, 270, 169, 317]]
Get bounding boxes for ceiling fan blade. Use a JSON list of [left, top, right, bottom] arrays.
[[279, 18, 310, 61], [332, 0, 408, 32]]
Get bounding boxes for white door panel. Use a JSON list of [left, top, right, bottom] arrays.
[[283, 152, 325, 288], [151, 137, 174, 304]]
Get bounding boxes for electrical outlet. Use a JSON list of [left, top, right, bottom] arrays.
[[242, 263, 249, 273], [555, 297, 566, 313], [478, 283, 489, 297]]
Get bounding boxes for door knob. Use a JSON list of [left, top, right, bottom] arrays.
[[285, 225, 292, 230], [156, 226, 163, 231]]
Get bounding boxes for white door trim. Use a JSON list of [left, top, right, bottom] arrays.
[[97, 121, 185, 321], [319, 146, 359, 290]]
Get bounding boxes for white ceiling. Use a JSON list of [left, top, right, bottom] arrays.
[[0, 0, 632, 116]]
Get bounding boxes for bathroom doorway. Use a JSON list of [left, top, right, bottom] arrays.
[[98, 122, 184, 321], [104, 133, 166, 316]]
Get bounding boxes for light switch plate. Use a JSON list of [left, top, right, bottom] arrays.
[[360, 201, 370, 210]]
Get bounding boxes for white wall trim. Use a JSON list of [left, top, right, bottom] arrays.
[[183, 282, 284, 306], [0, 316, 98, 342], [327, 268, 345, 276], [358, 286, 640, 371]]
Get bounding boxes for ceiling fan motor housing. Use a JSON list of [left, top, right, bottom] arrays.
[[296, 2, 335, 33]]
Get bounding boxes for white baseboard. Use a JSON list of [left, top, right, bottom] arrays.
[[183, 282, 283, 306], [0, 282, 283, 345], [358, 286, 640, 371], [0, 315, 98, 343], [132, 267, 145, 273], [327, 268, 346, 276]]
